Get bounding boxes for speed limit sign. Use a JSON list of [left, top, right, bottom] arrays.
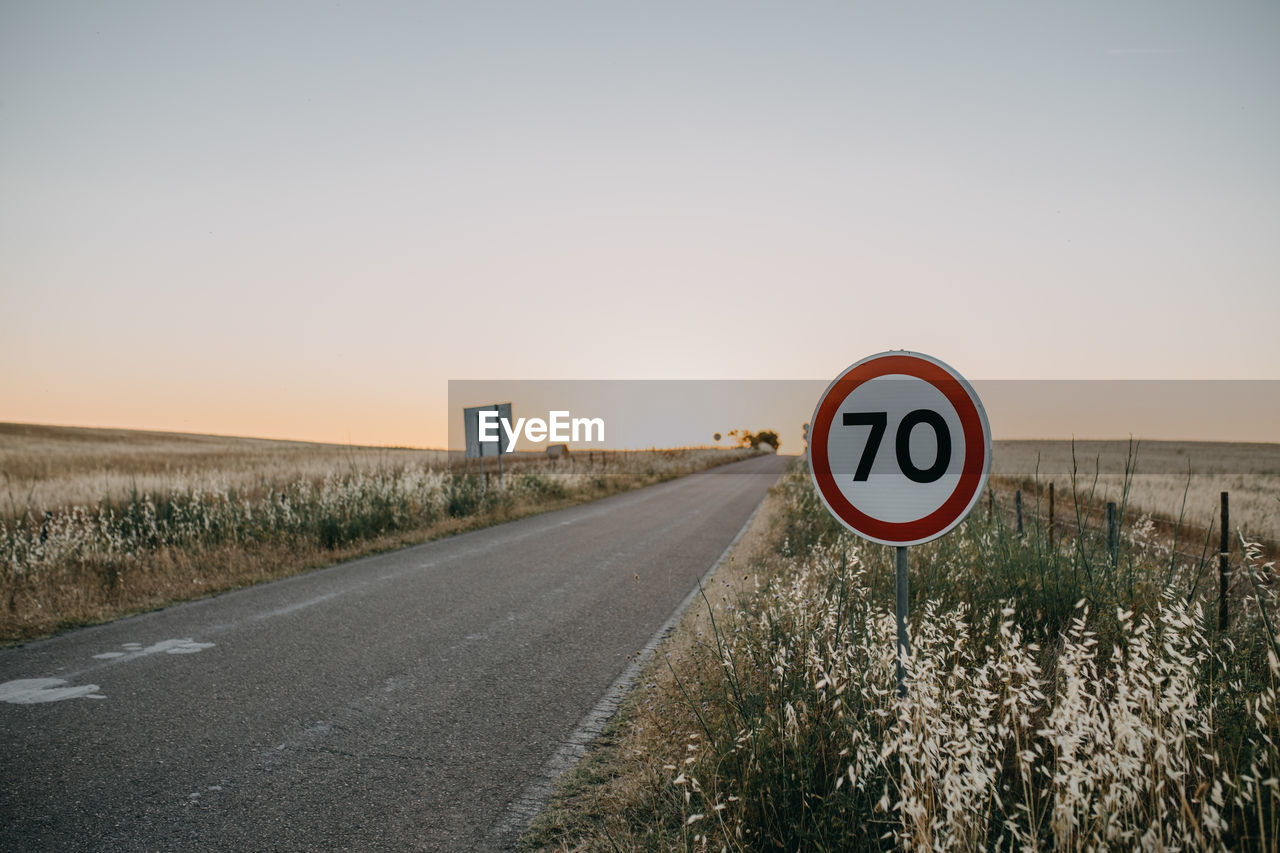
[[810, 351, 991, 547]]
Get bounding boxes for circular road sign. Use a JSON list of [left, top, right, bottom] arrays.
[[809, 351, 991, 546]]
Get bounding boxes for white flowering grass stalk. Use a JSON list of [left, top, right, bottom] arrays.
[[654, 464, 1278, 851]]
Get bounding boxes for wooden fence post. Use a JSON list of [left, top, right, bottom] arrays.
[[1015, 490, 1024, 538], [987, 487, 994, 524], [1219, 491, 1230, 631], [1106, 502, 1118, 564], [1048, 483, 1055, 549]]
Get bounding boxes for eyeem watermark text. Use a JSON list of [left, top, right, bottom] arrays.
[[478, 410, 605, 452]]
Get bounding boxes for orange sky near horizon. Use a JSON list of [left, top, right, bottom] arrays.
[[4, 378, 1277, 452]]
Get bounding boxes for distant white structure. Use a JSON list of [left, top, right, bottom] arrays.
[[463, 403, 512, 458], [546, 444, 570, 459]]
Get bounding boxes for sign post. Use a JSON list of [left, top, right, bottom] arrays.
[[809, 352, 991, 696]]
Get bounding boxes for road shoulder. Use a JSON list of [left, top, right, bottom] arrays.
[[519, 458, 792, 851]]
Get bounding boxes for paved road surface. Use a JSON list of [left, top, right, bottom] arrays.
[[0, 454, 787, 851]]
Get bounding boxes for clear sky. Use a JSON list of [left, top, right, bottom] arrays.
[[2, 1, 1277, 447]]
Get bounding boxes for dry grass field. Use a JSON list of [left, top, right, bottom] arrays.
[[0, 422, 758, 644], [0, 422, 446, 512], [993, 439, 1280, 544]]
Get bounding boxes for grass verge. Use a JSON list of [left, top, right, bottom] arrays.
[[524, 457, 1280, 851], [2, 448, 760, 645]]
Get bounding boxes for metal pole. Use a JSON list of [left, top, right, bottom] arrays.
[[895, 545, 909, 698]]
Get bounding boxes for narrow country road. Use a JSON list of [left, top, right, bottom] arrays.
[[0, 454, 787, 851]]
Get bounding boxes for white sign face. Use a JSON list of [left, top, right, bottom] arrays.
[[810, 352, 991, 546], [827, 374, 965, 522]]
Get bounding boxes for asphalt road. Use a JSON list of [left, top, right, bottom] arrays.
[[0, 454, 787, 851]]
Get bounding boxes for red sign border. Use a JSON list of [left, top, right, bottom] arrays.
[[810, 352, 990, 546]]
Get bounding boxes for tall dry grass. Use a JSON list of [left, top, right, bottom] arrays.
[[527, 457, 1280, 851], [0, 422, 446, 511]]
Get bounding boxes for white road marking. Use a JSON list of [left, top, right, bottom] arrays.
[[2, 639, 216, 704], [251, 591, 342, 621], [0, 678, 105, 704], [91, 638, 216, 661]]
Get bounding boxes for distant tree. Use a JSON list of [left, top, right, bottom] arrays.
[[728, 429, 780, 451], [754, 430, 780, 451]]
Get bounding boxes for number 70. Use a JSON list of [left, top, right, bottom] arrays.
[[842, 410, 952, 484]]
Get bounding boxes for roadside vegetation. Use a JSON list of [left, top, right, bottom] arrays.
[[0, 423, 759, 644], [527, 447, 1279, 851]]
